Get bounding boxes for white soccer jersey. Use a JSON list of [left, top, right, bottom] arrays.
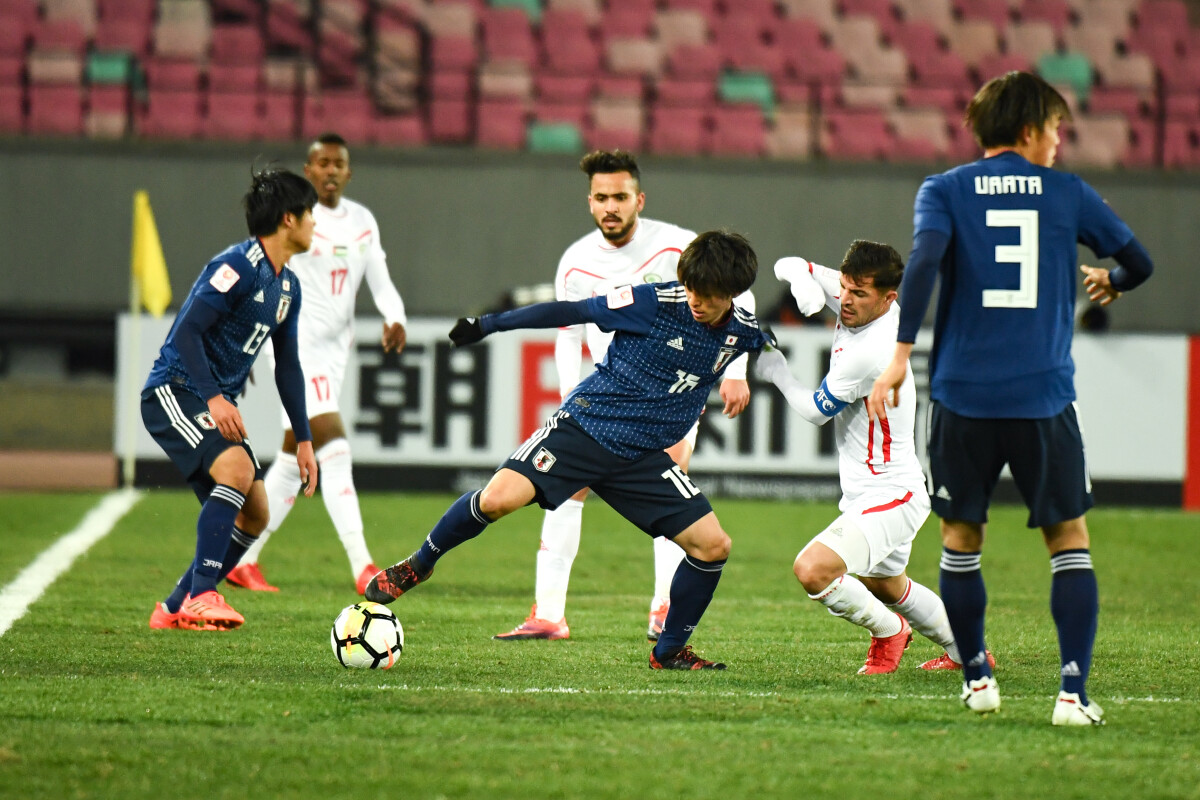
[[289, 197, 406, 356], [273, 197, 406, 423], [552, 216, 752, 395], [814, 265, 926, 506]]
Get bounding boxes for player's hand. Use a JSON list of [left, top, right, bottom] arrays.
[[754, 348, 789, 386], [1080, 264, 1121, 306], [720, 378, 750, 418], [449, 316, 484, 347], [867, 359, 907, 422], [295, 440, 318, 498], [207, 395, 247, 442], [382, 322, 407, 353]]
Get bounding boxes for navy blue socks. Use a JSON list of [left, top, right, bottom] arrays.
[[413, 491, 490, 573], [1050, 549, 1098, 703], [653, 554, 726, 658], [164, 485, 245, 612], [939, 547, 991, 682]]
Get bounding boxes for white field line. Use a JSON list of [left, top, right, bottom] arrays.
[[337, 684, 1186, 704], [0, 489, 141, 637]]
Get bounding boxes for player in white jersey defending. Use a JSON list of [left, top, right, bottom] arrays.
[[226, 133, 407, 595], [756, 241, 991, 674], [493, 150, 754, 642]]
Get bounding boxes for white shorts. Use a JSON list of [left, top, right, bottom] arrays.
[[804, 490, 931, 579], [278, 342, 348, 429]]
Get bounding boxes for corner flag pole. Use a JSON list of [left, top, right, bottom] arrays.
[[123, 191, 172, 488]]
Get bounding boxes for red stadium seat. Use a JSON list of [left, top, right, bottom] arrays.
[[204, 90, 262, 141], [476, 98, 528, 149]]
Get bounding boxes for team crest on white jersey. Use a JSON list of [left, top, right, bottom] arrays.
[[533, 447, 557, 472], [713, 347, 737, 373], [193, 411, 216, 430], [643, 273, 661, 283], [209, 264, 240, 293], [277, 295, 292, 322]]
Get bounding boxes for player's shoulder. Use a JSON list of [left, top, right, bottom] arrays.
[[339, 196, 378, 223], [651, 281, 686, 303], [208, 238, 265, 275], [730, 303, 761, 331], [638, 217, 696, 247]]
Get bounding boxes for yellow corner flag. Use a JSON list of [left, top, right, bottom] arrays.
[[131, 190, 172, 317]]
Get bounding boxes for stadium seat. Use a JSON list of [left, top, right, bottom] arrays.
[[429, 70, 472, 100], [261, 89, 298, 141], [889, 106, 951, 159], [821, 108, 894, 161], [207, 63, 261, 92], [654, 76, 715, 107], [429, 98, 473, 142], [647, 104, 710, 155], [265, 1, 313, 52], [0, 54, 20, 85], [718, 72, 774, 114], [714, 18, 785, 78], [595, 74, 644, 100], [27, 51, 83, 85], [1004, 20, 1058, 65], [371, 112, 427, 147], [654, 9, 709, 51], [536, 71, 596, 102], [494, 0, 543, 23], [479, 62, 534, 102], [778, 0, 838, 29], [0, 83, 22, 133], [1165, 92, 1200, 120], [143, 57, 202, 91], [481, 7, 538, 66], [476, 97, 528, 149], [903, 0, 956, 36], [153, 0, 213, 60], [1123, 116, 1156, 167], [976, 52, 1034, 81], [424, 1, 477, 37], [527, 120, 584, 152], [534, 97, 590, 127], [86, 84, 129, 139], [1062, 21, 1123, 69], [32, 18, 88, 54], [546, 0, 601, 24], [1136, 0, 1189, 29], [1037, 51, 1094, 102], [1063, 113, 1130, 168], [210, 24, 264, 66], [666, 43, 722, 80], [606, 38, 664, 78], [710, 104, 766, 157], [766, 106, 815, 160], [1098, 52, 1155, 93], [947, 19, 1001, 69], [600, 0, 656, 39], [93, 18, 152, 55], [43, 0, 97, 37], [1088, 85, 1150, 118], [137, 88, 202, 139], [840, 0, 901, 40], [429, 35, 478, 71], [955, 0, 1011, 29], [1162, 119, 1200, 167], [203, 89, 262, 141], [1016, 0, 1072, 36], [587, 96, 644, 151]]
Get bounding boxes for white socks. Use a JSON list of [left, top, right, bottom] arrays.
[[809, 575, 903, 638], [242, 450, 301, 564], [533, 498, 583, 621], [652, 535, 686, 609], [242, 440, 372, 577], [317, 438, 372, 575], [888, 577, 960, 662]]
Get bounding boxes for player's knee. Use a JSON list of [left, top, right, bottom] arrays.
[[695, 530, 730, 562], [794, 550, 838, 594], [477, 486, 518, 520]]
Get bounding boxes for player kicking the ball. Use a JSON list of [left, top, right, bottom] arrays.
[[366, 230, 772, 670], [757, 241, 991, 675]]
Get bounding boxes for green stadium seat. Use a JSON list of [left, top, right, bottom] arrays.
[[718, 71, 774, 115], [1037, 51, 1093, 103], [527, 121, 584, 153], [490, 0, 541, 23], [86, 51, 134, 85]]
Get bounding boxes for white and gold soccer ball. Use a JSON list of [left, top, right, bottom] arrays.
[[330, 601, 404, 669]]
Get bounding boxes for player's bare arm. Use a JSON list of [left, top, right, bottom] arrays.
[[382, 321, 406, 353], [867, 342, 913, 422], [207, 394, 247, 442], [1080, 264, 1121, 306], [295, 440, 319, 497]]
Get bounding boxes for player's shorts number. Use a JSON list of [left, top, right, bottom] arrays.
[[983, 209, 1038, 309], [662, 465, 701, 498]]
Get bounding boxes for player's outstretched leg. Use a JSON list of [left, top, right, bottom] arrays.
[[366, 490, 491, 604], [495, 499, 582, 640], [648, 536, 684, 641]]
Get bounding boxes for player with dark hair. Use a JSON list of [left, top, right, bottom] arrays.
[[759, 241, 982, 676], [144, 166, 319, 630], [493, 150, 755, 643], [227, 132, 408, 595], [868, 71, 1155, 724], [366, 230, 772, 670]]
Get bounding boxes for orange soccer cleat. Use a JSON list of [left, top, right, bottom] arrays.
[[858, 615, 913, 675], [493, 605, 570, 640], [179, 590, 245, 630], [226, 563, 279, 592]]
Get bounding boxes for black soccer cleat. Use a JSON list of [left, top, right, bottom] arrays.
[[648, 644, 727, 671], [364, 557, 433, 604]]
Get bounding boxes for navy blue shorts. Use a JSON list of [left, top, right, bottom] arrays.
[[503, 411, 714, 539], [927, 401, 1094, 528], [141, 384, 264, 502]]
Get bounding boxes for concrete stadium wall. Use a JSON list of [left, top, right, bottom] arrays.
[[2, 139, 1196, 333]]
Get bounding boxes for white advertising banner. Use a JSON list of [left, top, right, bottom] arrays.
[[115, 315, 1188, 498]]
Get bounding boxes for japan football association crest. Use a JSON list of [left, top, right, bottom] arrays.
[[276, 294, 292, 323], [532, 447, 557, 472], [712, 347, 737, 373], [193, 411, 216, 430]]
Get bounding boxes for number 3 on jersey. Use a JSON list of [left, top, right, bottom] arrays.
[[983, 209, 1038, 309]]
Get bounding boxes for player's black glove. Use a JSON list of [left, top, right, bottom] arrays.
[[449, 316, 485, 347]]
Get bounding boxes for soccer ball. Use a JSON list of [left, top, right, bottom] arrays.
[[330, 601, 404, 669]]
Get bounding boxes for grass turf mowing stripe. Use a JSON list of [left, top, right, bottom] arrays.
[[0, 489, 141, 637]]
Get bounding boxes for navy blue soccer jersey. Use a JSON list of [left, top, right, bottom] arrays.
[[144, 238, 303, 401], [912, 152, 1133, 418], [563, 282, 770, 458]]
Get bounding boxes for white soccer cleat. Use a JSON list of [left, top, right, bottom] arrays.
[[1051, 691, 1105, 726], [961, 675, 1001, 714]]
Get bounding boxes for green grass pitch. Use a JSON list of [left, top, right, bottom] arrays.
[[0, 490, 1197, 799]]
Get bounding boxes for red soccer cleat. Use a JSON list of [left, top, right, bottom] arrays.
[[493, 605, 570, 640], [180, 591, 244, 630], [149, 599, 219, 630], [919, 649, 996, 671], [226, 563, 279, 592], [858, 615, 912, 674]]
